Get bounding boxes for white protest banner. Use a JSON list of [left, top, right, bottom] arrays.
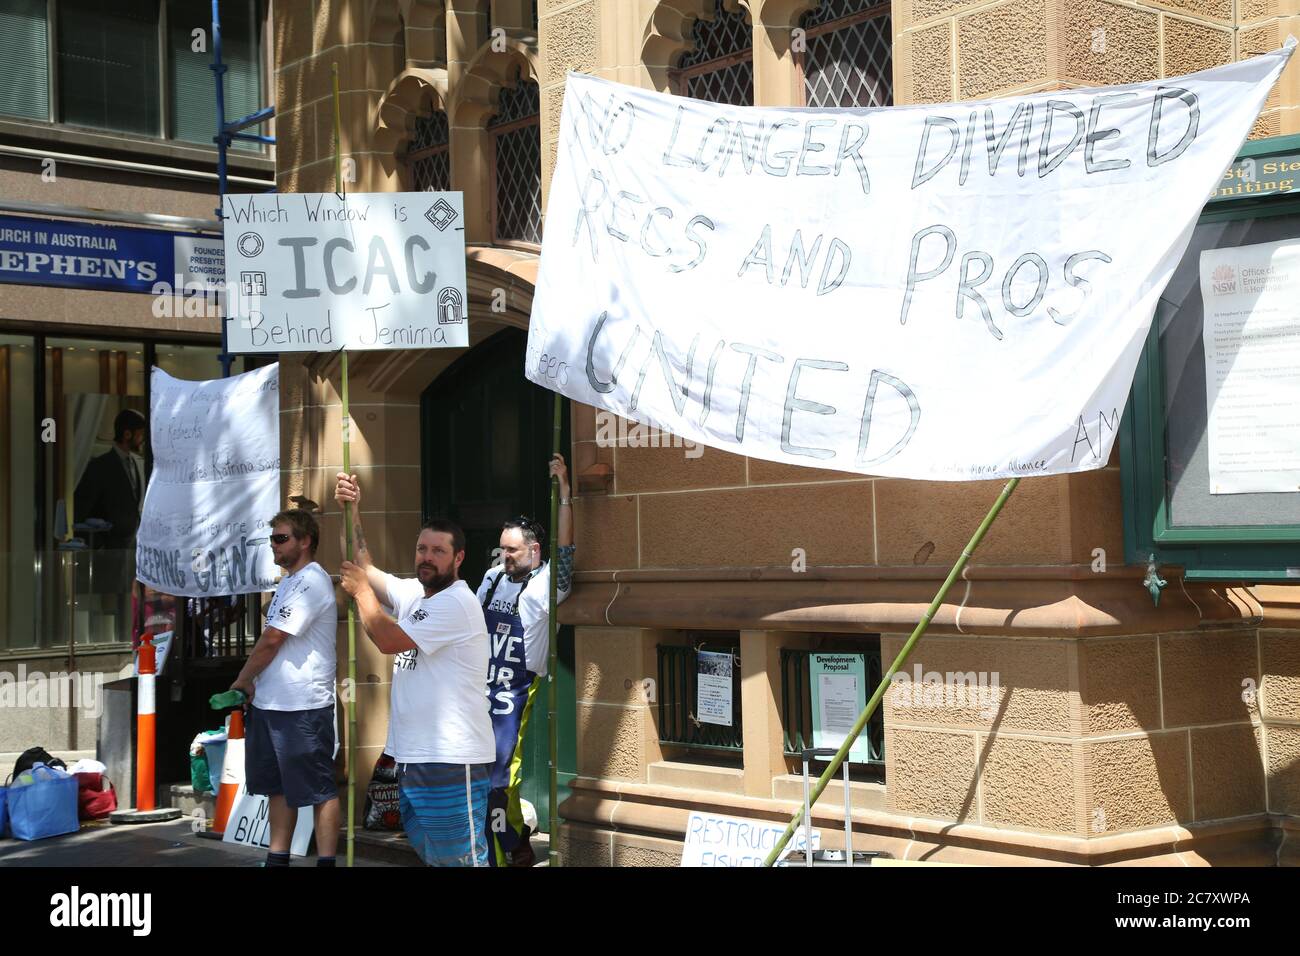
[[222, 192, 468, 352], [222, 783, 315, 856], [681, 811, 819, 867], [527, 43, 1295, 481], [136, 365, 281, 597], [1199, 238, 1300, 494]]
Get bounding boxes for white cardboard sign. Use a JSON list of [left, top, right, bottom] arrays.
[[222, 191, 468, 352], [221, 783, 315, 857], [681, 811, 820, 867]]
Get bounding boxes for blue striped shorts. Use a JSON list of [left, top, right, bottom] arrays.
[[397, 762, 492, 867]]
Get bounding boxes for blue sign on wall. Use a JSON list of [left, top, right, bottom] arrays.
[[0, 215, 224, 296]]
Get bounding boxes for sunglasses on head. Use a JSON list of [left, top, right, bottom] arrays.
[[506, 516, 543, 538], [270, 533, 296, 544]]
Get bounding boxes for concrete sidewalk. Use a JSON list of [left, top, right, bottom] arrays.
[[0, 818, 404, 867]]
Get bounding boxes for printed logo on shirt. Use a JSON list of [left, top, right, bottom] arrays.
[[276, 605, 292, 621], [494, 621, 512, 636], [409, 608, 428, 622], [394, 649, 418, 671]]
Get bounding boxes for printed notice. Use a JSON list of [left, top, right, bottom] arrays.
[[1200, 239, 1300, 494], [696, 650, 733, 727], [810, 653, 872, 763]]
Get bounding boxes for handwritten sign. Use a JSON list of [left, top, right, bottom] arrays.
[[526, 44, 1294, 481], [681, 811, 819, 867], [222, 192, 468, 352], [222, 782, 315, 856], [136, 365, 281, 597]]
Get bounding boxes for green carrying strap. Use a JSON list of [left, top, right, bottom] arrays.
[[208, 689, 247, 710]]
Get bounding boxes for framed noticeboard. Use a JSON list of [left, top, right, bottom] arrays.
[[809, 653, 872, 764], [1122, 133, 1300, 580]]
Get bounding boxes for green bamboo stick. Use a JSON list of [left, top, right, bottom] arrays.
[[762, 477, 1021, 867], [331, 62, 357, 869], [548, 392, 562, 866]]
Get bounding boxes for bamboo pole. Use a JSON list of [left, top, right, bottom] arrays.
[[331, 62, 358, 869], [547, 393, 562, 866], [762, 477, 1021, 867]]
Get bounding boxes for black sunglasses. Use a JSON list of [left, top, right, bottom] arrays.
[[505, 516, 544, 539], [270, 533, 296, 544]]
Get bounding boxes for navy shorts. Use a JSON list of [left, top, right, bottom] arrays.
[[245, 704, 338, 809]]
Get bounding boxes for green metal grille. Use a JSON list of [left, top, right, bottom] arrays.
[[656, 643, 743, 752]]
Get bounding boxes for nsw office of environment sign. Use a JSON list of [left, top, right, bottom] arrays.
[[0, 214, 222, 295], [222, 192, 469, 353]]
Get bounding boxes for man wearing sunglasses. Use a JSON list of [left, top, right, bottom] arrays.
[[334, 473, 495, 867], [229, 508, 340, 867], [478, 452, 576, 867]]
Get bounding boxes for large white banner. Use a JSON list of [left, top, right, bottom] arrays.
[[136, 365, 281, 597], [527, 43, 1295, 481], [222, 192, 468, 352]]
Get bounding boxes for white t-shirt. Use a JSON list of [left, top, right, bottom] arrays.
[[381, 575, 495, 765], [254, 562, 338, 711], [475, 557, 571, 678]]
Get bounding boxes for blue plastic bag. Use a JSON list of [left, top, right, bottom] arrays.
[[0, 785, 8, 838], [7, 762, 79, 841]]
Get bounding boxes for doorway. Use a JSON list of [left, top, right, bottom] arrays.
[[420, 328, 575, 833]]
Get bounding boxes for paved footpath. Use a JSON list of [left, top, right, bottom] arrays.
[[0, 819, 403, 867]]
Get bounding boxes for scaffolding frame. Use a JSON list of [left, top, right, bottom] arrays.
[[210, 0, 276, 377]]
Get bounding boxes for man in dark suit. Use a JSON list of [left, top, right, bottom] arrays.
[[75, 408, 148, 595]]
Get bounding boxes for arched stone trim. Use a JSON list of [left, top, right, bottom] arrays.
[[448, 40, 542, 244], [373, 67, 452, 186], [641, 0, 824, 95], [451, 39, 541, 128], [754, 0, 822, 56], [642, 0, 715, 92]]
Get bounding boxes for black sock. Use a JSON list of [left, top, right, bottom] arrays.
[[316, 856, 336, 868], [265, 851, 291, 867]]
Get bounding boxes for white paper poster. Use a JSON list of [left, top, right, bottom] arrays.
[[136, 365, 281, 597], [222, 192, 468, 352], [1200, 238, 1300, 494], [526, 44, 1294, 481], [696, 650, 734, 727]]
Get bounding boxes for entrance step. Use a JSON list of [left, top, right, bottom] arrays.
[[771, 775, 887, 812], [169, 783, 216, 819], [647, 760, 745, 794]]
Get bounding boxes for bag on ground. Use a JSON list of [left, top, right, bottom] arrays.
[[7, 762, 79, 841], [363, 753, 401, 831]]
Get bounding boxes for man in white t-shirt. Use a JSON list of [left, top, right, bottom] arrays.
[[229, 508, 339, 867], [478, 452, 575, 867], [335, 472, 495, 867]]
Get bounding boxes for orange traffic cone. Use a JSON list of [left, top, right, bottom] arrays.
[[212, 708, 245, 835]]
